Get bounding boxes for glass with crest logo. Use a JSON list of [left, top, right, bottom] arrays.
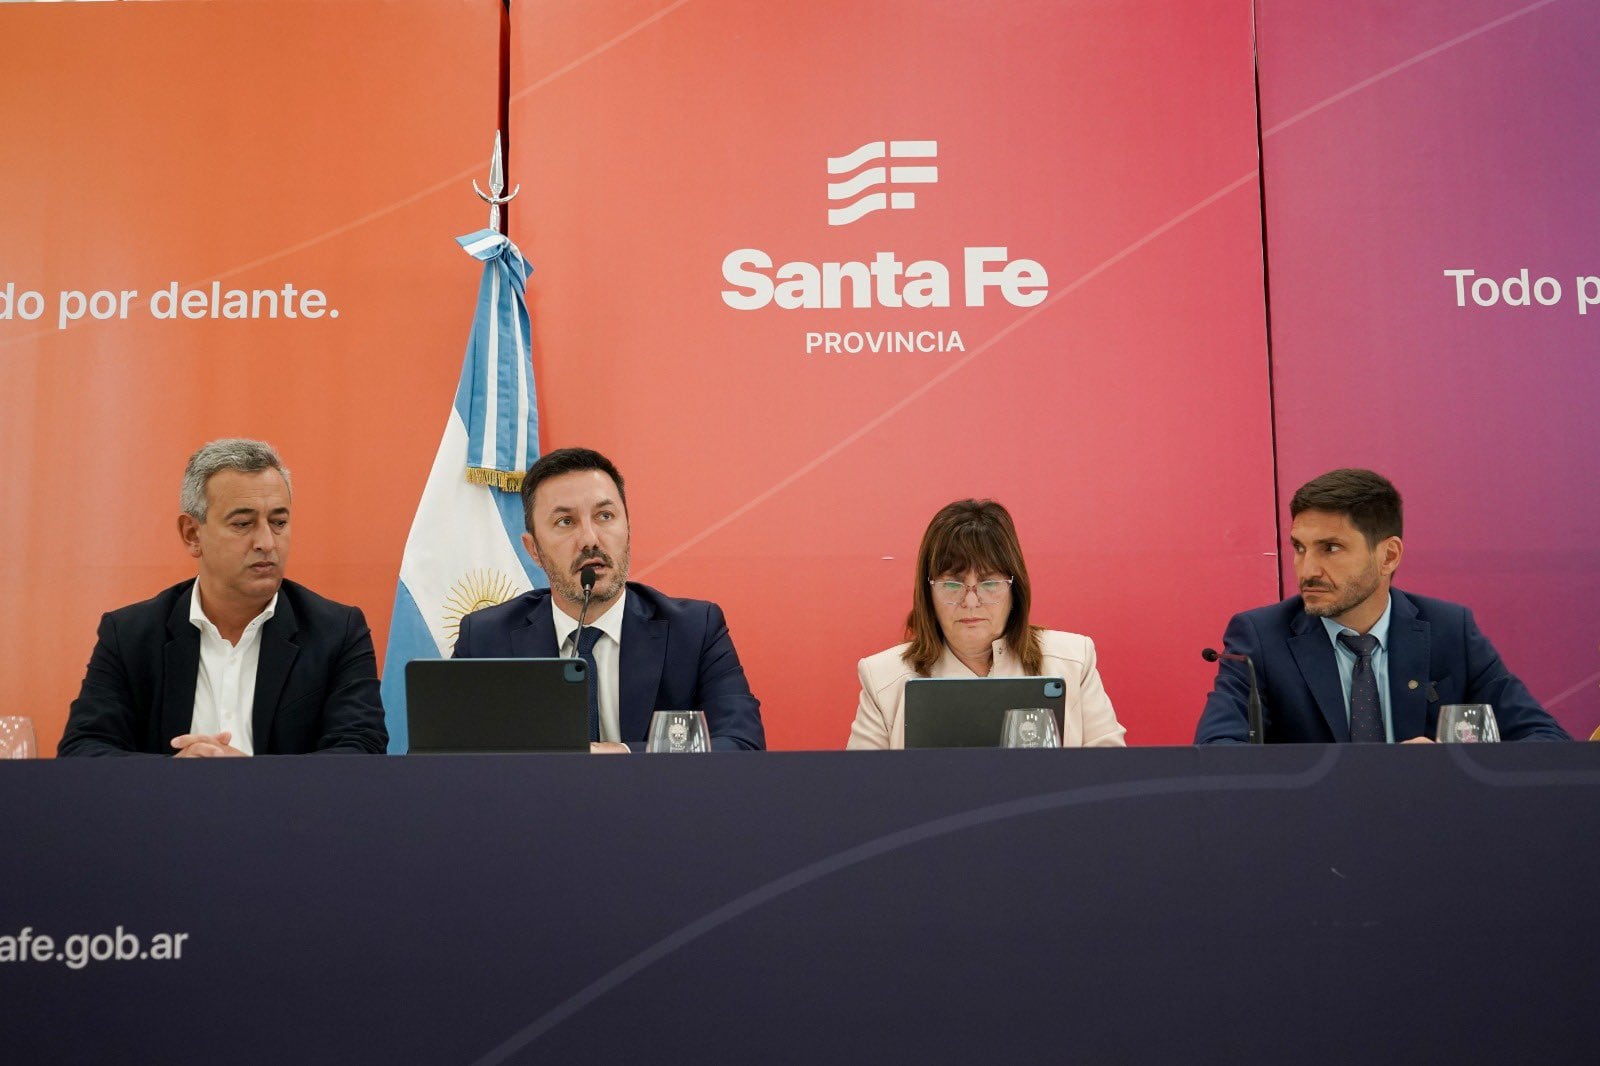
[[1435, 704, 1499, 743], [647, 711, 711, 753], [0, 717, 37, 759], [1001, 708, 1060, 749]]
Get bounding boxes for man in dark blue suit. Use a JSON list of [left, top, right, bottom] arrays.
[[453, 447, 764, 752], [1196, 469, 1569, 744]]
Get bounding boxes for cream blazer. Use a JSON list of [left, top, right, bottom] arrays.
[[846, 629, 1127, 750]]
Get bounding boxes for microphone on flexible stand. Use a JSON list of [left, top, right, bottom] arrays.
[[575, 565, 599, 646], [573, 565, 600, 743], [1202, 647, 1264, 745]]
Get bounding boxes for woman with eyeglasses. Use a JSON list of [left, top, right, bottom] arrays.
[[846, 498, 1126, 749]]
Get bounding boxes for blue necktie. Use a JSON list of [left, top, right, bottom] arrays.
[[575, 626, 602, 742], [1337, 632, 1384, 743]]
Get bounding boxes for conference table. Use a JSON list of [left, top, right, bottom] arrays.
[[4, 743, 1597, 1064]]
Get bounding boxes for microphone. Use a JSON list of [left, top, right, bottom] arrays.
[[573, 565, 600, 743], [1202, 647, 1264, 745], [575, 564, 599, 640]]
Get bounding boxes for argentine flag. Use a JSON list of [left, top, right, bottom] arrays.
[[381, 228, 545, 752]]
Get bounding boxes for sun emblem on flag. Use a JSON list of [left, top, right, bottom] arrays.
[[441, 569, 521, 650]]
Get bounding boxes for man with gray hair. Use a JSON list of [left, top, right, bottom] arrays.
[[60, 439, 387, 756]]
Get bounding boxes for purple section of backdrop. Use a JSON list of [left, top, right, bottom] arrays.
[[1258, 0, 1600, 738]]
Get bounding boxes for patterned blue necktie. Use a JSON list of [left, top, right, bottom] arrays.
[[1337, 632, 1384, 743], [575, 626, 603, 742]]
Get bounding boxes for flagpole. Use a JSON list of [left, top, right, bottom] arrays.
[[380, 131, 540, 752]]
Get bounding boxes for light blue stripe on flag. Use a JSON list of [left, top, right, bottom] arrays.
[[494, 489, 540, 584], [380, 582, 434, 755], [455, 229, 538, 478]]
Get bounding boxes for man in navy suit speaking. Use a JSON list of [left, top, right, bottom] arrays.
[[1196, 468, 1569, 744], [453, 447, 764, 752]]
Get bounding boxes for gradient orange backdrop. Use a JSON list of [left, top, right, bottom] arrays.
[[510, 0, 1278, 747], [4, 0, 1280, 753], [0, 0, 502, 753]]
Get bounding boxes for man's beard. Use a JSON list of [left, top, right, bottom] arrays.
[[1301, 565, 1380, 619], [548, 546, 629, 607]]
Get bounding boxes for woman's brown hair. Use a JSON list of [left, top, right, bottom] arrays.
[[902, 499, 1042, 676]]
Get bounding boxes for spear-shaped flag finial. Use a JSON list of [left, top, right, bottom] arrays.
[[472, 130, 521, 234]]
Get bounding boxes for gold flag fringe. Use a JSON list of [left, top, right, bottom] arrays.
[[464, 467, 526, 492]]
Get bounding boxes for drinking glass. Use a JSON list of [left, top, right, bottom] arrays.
[[647, 711, 711, 753], [1001, 708, 1061, 749], [1436, 704, 1499, 743], [0, 717, 38, 759]]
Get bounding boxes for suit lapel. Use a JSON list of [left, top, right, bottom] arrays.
[[1288, 608, 1350, 742], [1386, 591, 1430, 741], [619, 593, 668, 741], [511, 596, 559, 658], [161, 587, 201, 749], [253, 592, 299, 752]]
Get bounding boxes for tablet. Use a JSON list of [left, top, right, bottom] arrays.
[[902, 676, 1067, 748], [406, 658, 590, 753]]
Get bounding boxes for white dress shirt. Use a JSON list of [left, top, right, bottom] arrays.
[[188, 582, 278, 756], [551, 589, 627, 743]]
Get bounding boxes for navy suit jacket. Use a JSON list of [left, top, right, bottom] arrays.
[[60, 579, 389, 756], [452, 582, 765, 751], [1195, 588, 1570, 744]]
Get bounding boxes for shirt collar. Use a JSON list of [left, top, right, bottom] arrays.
[[1320, 591, 1393, 651], [189, 580, 278, 636], [552, 587, 628, 650]]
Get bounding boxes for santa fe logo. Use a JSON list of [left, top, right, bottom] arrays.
[[720, 139, 1048, 352], [827, 140, 938, 226]]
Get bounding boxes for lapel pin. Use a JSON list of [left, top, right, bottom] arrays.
[[1408, 680, 1418, 690]]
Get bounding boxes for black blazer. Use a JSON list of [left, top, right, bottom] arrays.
[[59, 579, 388, 756], [453, 581, 765, 751]]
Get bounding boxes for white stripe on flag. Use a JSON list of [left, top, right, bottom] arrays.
[[398, 408, 533, 655], [460, 233, 501, 257]]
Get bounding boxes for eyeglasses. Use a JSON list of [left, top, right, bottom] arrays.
[[929, 577, 1013, 605]]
